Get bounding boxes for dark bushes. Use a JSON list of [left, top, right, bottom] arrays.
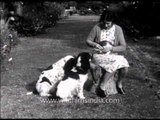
[[13, 2, 65, 36]]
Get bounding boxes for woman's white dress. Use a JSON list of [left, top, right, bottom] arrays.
[[92, 25, 129, 95]]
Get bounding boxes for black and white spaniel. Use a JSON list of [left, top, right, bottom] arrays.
[[56, 52, 91, 101], [27, 52, 91, 100], [27, 55, 76, 96]]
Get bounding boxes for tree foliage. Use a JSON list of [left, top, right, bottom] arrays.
[[15, 1, 65, 36]]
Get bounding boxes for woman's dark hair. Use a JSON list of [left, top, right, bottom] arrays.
[[99, 9, 117, 24]]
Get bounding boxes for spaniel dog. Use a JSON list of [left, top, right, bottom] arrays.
[[27, 55, 76, 96], [56, 52, 91, 101], [27, 52, 91, 100]]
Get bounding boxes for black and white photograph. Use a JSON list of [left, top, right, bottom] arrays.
[[1, 0, 160, 119]]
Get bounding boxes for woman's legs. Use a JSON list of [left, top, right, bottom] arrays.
[[116, 67, 128, 94], [90, 62, 98, 83], [100, 70, 116, 91], [96, 69, 116, 97], [96, 67, 128, 97]]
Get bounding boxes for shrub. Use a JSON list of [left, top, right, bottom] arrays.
[[14, 2, 65, 36], [0, 17, 20, 61]]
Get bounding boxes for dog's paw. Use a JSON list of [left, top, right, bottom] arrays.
[[26, 91, 33, 95], [40, 93, 52, 97], [79, 96, 85, 99], [60, 98, 71, 102], [117, 87, 125, 95]]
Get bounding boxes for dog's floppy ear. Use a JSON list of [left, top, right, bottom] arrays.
[[76, 52, 91, 60], [76, 52, 91, 72], [63, 57, 76, 73]]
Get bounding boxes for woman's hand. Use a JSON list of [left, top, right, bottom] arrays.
[[95, 44, 103, 50], [101, 46, 112, 53], [93, 43, 113, 53], [93, 44, 104, 53]]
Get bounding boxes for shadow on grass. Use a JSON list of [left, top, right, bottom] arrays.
[[25, 80, 37, 92], [84, 78, 95, 92]]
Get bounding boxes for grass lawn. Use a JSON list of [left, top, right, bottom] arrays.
[[1, 15, 160, 119]]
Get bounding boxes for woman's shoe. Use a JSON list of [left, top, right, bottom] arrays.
[[96, 87, 106, 98], [117, 87, 125, 95]]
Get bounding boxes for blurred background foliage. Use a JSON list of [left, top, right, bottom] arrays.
[[1, 1, 160, 37], [0, 1, 160, 61], [76, 1, 160, 38]]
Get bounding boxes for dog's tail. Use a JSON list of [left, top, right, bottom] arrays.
[[26, 88, 39, 95]]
